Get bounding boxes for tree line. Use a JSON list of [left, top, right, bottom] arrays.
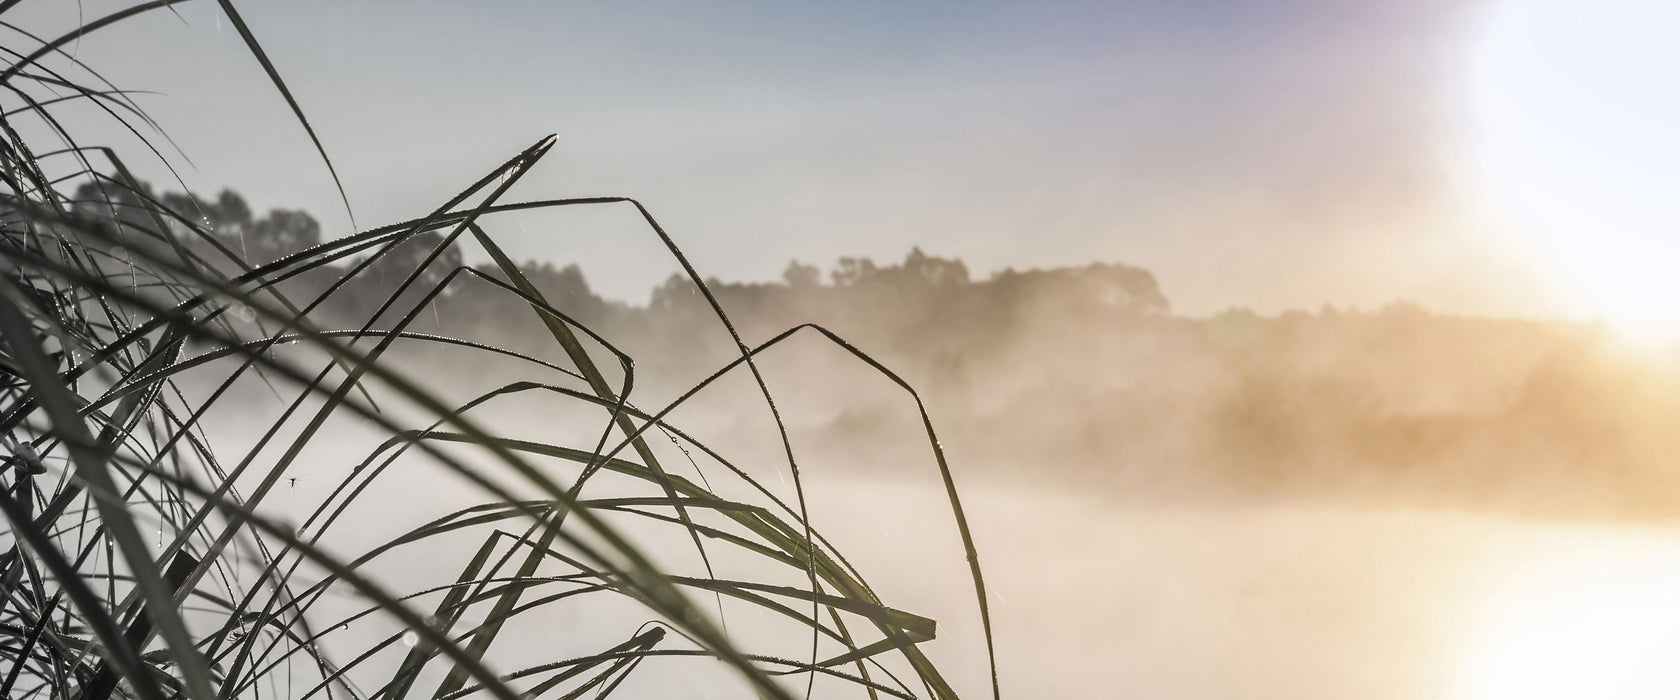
[[67, 181, 1680, 517]]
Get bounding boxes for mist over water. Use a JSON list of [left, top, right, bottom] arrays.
[[184, 268, 1680, 699], [31, 185, 1662, 696], [7, 3, 1678, 699], [202, 401, 1680, 700]]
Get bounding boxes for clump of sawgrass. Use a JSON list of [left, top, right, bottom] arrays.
[[0, 3, 996, 699]]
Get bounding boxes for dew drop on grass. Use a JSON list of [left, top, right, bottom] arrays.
[[401, 630, 420, 647]]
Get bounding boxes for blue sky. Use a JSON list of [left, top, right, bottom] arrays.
[[12, 0, 1578, 315]]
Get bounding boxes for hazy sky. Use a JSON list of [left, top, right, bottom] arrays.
[[13, 0, 1649, 316]]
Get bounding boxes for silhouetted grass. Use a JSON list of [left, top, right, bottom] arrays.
[[0, 3, 996, 699]]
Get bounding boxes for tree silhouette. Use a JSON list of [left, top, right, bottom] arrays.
[[783, 260, 821, 289], [245, 208, 320, 264], [74, 182, 323, 268]]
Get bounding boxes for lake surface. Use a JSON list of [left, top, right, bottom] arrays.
[[796, 474, 1680, 700], [202, 386, 1680, 699]]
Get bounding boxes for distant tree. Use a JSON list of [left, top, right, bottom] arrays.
[[831, 257, 877, 286], [830, 248, 969, 291], [68, 180, 237, 276], [157, 188, 251, 235], [982, 261, 1167, 317], [73, 179, 150, 225], [73, 181, 325, 269], [213, 189, 252, 229], [136, 187, 328, 266], [245, 208, 321, 264], [783, 260, 821, 289], [1206, 307, 1265, 349], [1082, 262, 1168, 315], [650, 273, 706, 313], [330, 230, 465, 326], [901, 247, 969, 288], [365, 230, 461, 291], [523, 261, 615, 323], [527, 262, 590, 302]]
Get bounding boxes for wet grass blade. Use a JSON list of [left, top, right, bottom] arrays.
[[212, 0, 355, 227], [0, 281, 216, 700]]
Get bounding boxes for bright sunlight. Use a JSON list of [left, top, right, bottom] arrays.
[[1468, 0, 1680, 342], [1453, 534, 1680, 700]]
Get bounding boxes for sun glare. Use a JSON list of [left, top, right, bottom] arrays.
[[1468, 0, 1680, 344], [1453, 537, 1680, 700]]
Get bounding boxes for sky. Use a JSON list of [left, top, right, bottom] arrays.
[[10, 0, 1670, 317]]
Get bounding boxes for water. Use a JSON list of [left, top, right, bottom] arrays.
[[798, 474, 1680, 699], [197, 390, 1680, 698]]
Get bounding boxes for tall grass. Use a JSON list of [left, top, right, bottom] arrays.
[[0, 3, 996, 699]]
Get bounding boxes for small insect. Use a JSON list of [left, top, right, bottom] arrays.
[[288, 477, 299, 488]]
